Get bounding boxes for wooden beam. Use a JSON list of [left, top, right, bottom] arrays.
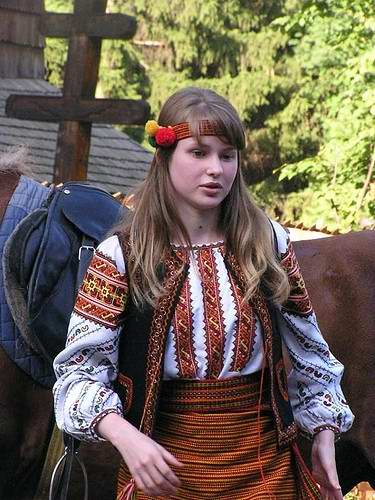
[[64, 34, 102, 98], [54, 121, 92, 181], [53, 0, 107, 182], [6, 95, 150, 124], [40, 13, 137, 40]]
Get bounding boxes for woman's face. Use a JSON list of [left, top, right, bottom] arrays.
[[168, 135, 238, 218]]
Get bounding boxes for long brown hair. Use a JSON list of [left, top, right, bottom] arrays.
[[117, 87, 289, 306]]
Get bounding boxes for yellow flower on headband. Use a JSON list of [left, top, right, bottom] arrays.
[[145, 120, 159, 137]]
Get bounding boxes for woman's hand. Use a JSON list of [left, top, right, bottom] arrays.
[[97, 413, 184, 496], [311, 429, 343, 500]]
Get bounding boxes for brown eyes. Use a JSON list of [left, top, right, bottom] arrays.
[[191, 150, 204, 158], [222, 153, 236, 161]]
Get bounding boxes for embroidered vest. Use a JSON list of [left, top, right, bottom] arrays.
[[115, 235, 297, 447]]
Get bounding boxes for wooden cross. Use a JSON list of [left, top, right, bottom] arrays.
[[5, 0, 150, 183]]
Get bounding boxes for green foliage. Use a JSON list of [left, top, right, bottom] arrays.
[[126, 0, 288, 119], [44, 0, 72, 87], [43, 0, 375, 230], [265, 0, 375, 230]]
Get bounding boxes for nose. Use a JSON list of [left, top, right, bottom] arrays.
[[206, 154, 223, 176]]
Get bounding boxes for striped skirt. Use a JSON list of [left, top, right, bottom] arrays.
[[117, 372, 321, 499]]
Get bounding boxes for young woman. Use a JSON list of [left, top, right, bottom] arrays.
[[53, 87, 354, 499]]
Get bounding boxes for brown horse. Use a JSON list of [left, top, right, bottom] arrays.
[[1, 159, 374, 499], [0, 346, 53, 499], [0, 341, 119, 500], [294, 230, 375, 493]]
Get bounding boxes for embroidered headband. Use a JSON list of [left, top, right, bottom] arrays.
[[145, 119, 224, 148]]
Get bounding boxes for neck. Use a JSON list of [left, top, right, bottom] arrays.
[[174, 207, 223, 245]]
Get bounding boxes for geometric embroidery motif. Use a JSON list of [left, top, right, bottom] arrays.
[[172, 279, 198, 378], [197, 247, 226, 378], [74, 251, 128, 330], [280, 242, 313, 317], [228, 273, 257, 372]]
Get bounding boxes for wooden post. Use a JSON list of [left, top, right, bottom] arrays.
[[55, 0, 103, 181], [5, 0, 149, 183]]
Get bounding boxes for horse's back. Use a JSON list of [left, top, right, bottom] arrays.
[[294, 230, 375, 360]]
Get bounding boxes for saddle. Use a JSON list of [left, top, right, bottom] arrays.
[[3, 182, 125, 366]]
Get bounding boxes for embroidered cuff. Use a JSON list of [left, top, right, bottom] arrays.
[[313, 424, 340, 440], [89, 407, 123, 441], [298, 424, 340, 442]]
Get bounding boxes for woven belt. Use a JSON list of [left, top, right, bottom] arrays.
[[159, 370, 270, 413]]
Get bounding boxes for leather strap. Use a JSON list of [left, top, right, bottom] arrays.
[[33, 423, 64, 500], [49, 433, 87, 500], [49, 236, 94, 500]]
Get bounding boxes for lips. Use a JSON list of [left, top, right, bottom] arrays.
[[200, 182, 223, 189]]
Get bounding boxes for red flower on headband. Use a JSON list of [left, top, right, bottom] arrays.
[[155, 126, 177, 147]]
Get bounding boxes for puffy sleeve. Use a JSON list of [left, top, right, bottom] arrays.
[[53, 235, 128, 441], [271, 221, 354, 438]]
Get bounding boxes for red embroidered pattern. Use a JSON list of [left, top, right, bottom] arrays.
[[142, 250, 186, 436], [197, 247, 226, 378], [172, 279, 198, 378], [172, 120, 224, 140], [228, 274, 257, 372], [74, 251, 128, 329], [225, 250, 298, 446], [281, 242, 313, 317]]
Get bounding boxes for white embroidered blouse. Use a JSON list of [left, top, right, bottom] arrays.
[[53, 221, 354, 441]]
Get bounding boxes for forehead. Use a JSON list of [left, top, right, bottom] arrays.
[[178, 136, 236, 149]]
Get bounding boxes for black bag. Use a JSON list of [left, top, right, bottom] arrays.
[[4, 181, 125, 365]]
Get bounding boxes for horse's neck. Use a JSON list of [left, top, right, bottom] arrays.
[[0, 173, 20, 224]]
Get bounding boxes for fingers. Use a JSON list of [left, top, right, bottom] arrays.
[[136, 466, 177, 497], [155, 458, 182, 488], [314, 473, 340, 490], [313, 465, 343, 500], [116, 427, 184, 497], [315, 477, 343, 499], [158, 442, 184, 468], [132, 461, 178, 496], [129, 443, 183, 496]]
